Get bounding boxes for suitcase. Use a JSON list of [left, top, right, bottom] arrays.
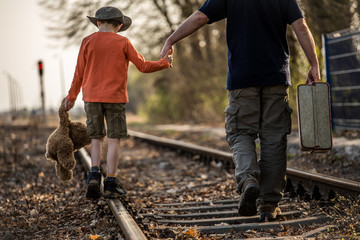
[[297, 82, 333, 152]]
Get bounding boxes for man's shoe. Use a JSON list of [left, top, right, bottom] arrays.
[[103, 178, 127, 199], [238, 179, 260, 216], [259, 202, 282, 221], [86, 172, 102, 199]]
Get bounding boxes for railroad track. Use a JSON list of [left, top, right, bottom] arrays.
[[76, 148, 147, 240], [75, 130, 360, 239]]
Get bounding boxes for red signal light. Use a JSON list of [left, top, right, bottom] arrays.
[[38, 60, 43, 76]]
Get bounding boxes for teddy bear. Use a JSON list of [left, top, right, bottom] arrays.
[[45, 99, 91, 182]]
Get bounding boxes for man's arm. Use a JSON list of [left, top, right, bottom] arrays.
[[291, 18, 321, 84], [161, 11, 209, 58]]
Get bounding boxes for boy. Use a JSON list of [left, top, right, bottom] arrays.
[[64, 6, 173, 199]]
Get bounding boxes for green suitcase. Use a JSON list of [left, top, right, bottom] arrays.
[[297, 82, 333, 152]]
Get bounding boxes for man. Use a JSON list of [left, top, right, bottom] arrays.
[[161, 0, 320, 221]]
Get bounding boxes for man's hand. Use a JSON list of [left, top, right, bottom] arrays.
[[64, 97, 74, 111], [306, 65, 321, 85], [161, 42, 174, 59]]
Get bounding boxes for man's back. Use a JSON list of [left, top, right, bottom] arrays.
[[199, 0, 304, 89]]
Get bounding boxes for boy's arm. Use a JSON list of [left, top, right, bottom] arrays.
[[126, 39, 171, 73], [67, 68, 83, 102], [66, 40, 86, 108]]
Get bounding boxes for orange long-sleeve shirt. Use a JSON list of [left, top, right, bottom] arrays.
[[67, 32, 170, 103]]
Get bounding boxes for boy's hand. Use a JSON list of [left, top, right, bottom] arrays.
[[64, 97, 74, 111], [164, 47, 174, 67], [165, 55, 173, 67]]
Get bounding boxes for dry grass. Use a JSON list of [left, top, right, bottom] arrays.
[[319, 194, 360, 239]]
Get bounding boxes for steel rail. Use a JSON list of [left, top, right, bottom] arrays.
[[76, 148, 148, 240], [128, 130, 360, 197]]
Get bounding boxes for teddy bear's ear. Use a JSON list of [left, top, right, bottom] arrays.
[[55, 163, 73, 182]]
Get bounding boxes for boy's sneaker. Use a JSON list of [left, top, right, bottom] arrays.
[[258, 202, 282, 221], [238, 178, 260, 216], [86, 172, 102, 199], [103, 178, 127, 199]]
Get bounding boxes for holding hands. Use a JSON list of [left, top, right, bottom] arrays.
[[163, 46, 174, 67]]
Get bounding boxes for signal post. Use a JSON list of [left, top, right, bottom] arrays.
[[38, 60, 46, 123]]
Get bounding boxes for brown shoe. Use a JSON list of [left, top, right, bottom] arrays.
[[238, 179, 260, 216], [259, 202, 282, 221]]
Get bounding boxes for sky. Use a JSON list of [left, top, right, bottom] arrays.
[[0, 0, 79, 113]]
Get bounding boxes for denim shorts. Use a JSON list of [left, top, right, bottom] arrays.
[[84, 102, 127, 139]]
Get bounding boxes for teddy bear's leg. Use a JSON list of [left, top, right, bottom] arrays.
[[56, 137, 76, 171], [45, 137, 58, 162], [55, 162, 73, 182]]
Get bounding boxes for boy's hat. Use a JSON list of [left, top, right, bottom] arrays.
[[87, 6, 132, 32]]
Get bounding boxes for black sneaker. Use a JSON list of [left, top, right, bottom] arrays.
[[238, 179, 260, 216], [103, 178, 127, 199], [86, 172, 102, 199]]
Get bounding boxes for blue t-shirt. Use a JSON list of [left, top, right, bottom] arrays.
[[199, 0, 304, 90]]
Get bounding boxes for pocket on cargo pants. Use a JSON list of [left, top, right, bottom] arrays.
[[225, 105, 239, 137], [225, 89, 261, 191]]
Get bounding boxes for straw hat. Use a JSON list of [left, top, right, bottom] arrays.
[[87, 6, 132, 32]]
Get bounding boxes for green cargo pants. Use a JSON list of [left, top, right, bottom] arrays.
[[225, 85, 292, 204]]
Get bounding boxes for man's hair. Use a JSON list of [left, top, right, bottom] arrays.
[[99, 19, 121, 28]]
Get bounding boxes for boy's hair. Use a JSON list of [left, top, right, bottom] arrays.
[[99, 19, 121, 28]]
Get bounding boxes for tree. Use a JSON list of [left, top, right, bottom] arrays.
[[300, 0, 354, 45]]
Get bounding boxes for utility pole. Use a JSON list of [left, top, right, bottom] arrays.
[[38, 60, 46, 123], [7, 74, 23, 121], [7, 74, 15, 120]]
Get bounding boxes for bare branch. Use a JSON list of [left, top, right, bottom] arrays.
[[152, 0, 176, 31]]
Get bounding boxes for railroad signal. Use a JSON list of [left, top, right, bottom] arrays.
[[37, 60, 46, 122], [38, 60, 44, 76]]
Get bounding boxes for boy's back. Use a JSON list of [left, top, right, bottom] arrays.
[[68, 32, 170, 104]]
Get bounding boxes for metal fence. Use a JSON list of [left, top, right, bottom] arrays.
[[323, 28, 360, 130]]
